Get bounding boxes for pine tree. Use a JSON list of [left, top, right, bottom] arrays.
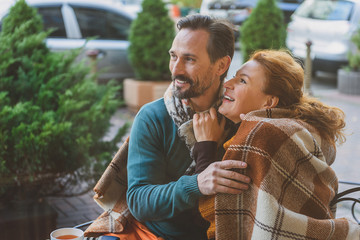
[[0, 0, 126, 201], [240, 0, 286, 61], [128, 0, 175, 80]]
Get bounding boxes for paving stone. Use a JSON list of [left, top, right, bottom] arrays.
[[64, 196, 85, 208]]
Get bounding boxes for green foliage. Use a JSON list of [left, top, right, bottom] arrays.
[[240, 0, 287, 61], [128, 0, 175, 80], [348, 28, 360, 71], [0, 0, 126, 200], [1, 0, 42, 37]]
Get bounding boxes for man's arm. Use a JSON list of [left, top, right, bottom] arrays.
[[126, 104, 202, 222]]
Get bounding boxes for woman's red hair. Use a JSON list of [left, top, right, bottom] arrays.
[[250, 49, 345, 145]]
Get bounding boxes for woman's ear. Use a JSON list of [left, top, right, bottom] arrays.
[[216, 56, 231, 76], [263, 95, 279, 109]]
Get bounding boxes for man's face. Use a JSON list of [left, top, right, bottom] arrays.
[[169, 29, 219, 99]]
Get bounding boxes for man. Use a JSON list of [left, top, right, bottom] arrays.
[[127, 15, 250, 240]]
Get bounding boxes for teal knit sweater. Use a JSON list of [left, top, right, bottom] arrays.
[[126, 98, 207, 240]]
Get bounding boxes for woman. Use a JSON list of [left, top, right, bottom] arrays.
[[193, 50, 360, 239]]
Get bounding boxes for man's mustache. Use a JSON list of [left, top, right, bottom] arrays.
[[172, 75, 194, 85]]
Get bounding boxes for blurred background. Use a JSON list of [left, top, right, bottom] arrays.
[[0, 0, 359, 239]]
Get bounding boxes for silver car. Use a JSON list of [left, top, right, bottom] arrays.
[[286, 0, 360, 74], [200, 0, 303, 26], [0, 0, 137, 81]]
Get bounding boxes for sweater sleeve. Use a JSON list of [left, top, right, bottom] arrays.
[[193, 141, 218, 174], [126, 102, 202, 222]]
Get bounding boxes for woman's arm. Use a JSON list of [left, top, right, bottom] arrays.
[[193, 107, 225, 173]]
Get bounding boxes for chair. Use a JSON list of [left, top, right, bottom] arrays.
[[74, 220, 95, 230], [331, 180, 360, 224]]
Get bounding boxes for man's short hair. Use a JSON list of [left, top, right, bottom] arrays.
[[177, 14, 235, 81]]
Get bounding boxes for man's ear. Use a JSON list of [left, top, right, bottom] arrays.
[[263, 95, 279, 109], [216, 56, 231, 76]]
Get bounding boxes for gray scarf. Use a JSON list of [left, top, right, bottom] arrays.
[[163, 82, 232, 175]]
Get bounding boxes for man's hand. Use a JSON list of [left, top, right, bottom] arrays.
[[197, 160, 250, 195], [193, 107, 225, 142]]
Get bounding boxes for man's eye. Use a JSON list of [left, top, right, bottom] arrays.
[[240, 79, 247, 84], [186, 57, 195, 62]]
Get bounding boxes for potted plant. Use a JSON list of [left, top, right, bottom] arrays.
[[124, 0, 175, 112], [0, 1, 127, 238], [240, 0, 286, 61], [338, 28, 360, 95]]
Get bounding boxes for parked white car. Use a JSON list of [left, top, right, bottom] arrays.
[[286, 0, 360, 74], [0, 0, 139, 81], [200, 0, 303, 27]]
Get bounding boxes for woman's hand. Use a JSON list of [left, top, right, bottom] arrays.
[[193, 107, 226, 142]]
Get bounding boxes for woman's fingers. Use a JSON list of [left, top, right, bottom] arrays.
[[209, 107, 217, 119], [193, 113, 199, 124]]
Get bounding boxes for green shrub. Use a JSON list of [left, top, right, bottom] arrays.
[[240, 0, 286, 61], [0, 0, 126, 201], [128, 0, 175, 80], [347, 28, 360, 71]]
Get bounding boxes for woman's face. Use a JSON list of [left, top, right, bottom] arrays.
[[219, 60, 273, 123]]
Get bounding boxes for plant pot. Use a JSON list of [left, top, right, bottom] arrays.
[[124, 78, 171, 112], [338, 69, 360, 95], [0, 199, 57, 240]]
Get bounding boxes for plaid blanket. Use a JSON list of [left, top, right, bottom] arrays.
[[84, 137, 132, 237], [213, 109, 360, 240]]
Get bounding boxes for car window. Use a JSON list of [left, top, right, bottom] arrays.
[[72, 6, 131, 40], [295, 0, 354, 21], [37, 6, 67, 38]]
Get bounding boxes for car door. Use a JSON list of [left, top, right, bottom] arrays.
[[70, 4, 134, 81], [36, 2, 135, 81]]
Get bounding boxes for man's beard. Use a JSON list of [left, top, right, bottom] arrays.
[[172, 75, 213, 99]]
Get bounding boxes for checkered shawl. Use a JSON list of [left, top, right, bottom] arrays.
[[214, 108, 360, 240], [84, 137, 132, 237]]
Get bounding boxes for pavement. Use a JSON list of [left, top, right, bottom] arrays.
[[46, 70, 360, 230]]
